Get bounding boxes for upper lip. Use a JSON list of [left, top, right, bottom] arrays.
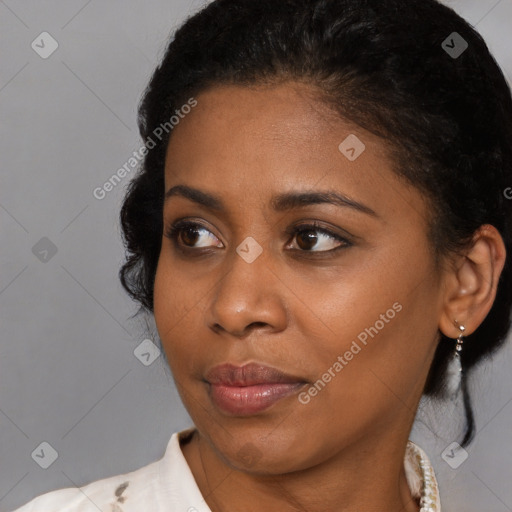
[[205, 362, 306, 386]]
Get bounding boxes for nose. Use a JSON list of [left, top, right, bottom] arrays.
[[205, 246, 288, 338]]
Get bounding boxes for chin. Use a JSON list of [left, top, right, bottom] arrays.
[[199, 419, 323, 475]]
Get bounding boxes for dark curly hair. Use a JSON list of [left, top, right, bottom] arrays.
[[119, 0, 512, 448]]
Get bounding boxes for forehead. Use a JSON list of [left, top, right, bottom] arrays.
[[166, 84, 385, 172], [162, 82, 423, 223]]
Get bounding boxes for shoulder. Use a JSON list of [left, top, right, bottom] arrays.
[[11, 463, 155, 512], [11, 430, 196, 512]]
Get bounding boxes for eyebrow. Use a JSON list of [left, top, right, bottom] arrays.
[[164, 184, 378, 217]]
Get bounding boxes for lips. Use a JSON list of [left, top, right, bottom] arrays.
[[204, 363, 307, 416], [205, 362, 305, 386]]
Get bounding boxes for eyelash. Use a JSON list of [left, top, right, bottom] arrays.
[[164, 220, 352, 255]]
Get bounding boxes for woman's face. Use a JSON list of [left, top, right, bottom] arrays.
[[153, 82, 445, 473]]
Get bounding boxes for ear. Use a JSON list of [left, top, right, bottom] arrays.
[[439, 224, 507, 338]]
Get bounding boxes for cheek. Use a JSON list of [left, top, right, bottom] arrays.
[[153, 253, 191, 359], [153, 250, 214, 379], [153, 257, 179, 335], [300, 247, 440, 412], [292, 234, 437, 370], [153, 243, 208, 328]]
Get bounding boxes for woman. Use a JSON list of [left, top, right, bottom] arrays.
[[13, 0, 511, 510]]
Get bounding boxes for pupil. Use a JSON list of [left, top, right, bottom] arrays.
[[182, 227, 199, 246], [297, 230, 317, 250]]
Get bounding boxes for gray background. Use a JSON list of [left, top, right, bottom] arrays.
[[0, 1, 511, 511]]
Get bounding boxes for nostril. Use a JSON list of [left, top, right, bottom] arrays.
[[249, 322, 267, 328]]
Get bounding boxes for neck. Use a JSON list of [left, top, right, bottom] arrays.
[[181, 426, 421, 512]]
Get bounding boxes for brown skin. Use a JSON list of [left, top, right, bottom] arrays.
[[152, 82, 506, 512]]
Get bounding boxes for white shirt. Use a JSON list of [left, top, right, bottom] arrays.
[[12, 428, 441, 511]]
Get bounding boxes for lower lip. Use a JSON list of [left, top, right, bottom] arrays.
[[208, 382, 305, 415]]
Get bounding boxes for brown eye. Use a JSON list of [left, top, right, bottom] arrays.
[[165, 221, 223, 249], [295, 229, 319, 250], [180, 225, 201, 246], [288, 224, 351, 253]]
